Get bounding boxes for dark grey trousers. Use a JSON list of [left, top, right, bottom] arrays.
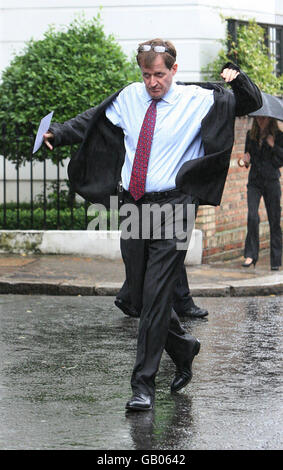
[[120, 191, 196, 397], [244, 180, 282, 267], [117, 264, 195, 314]]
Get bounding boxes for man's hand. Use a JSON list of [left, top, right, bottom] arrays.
[[220, 68, 240, 83], [43, 131, 54, 150]]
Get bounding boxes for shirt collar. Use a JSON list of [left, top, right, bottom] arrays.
[[142, 82, 179, 104]]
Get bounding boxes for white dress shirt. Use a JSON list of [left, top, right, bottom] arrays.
[[106, 81, 214, 192]]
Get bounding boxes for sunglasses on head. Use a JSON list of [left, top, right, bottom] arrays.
[[138, 44, 174, 57]]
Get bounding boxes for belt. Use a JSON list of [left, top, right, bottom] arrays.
[[123, 188, 182, 203]]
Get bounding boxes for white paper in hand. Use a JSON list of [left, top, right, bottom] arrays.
[[32, 111, 54, 154]]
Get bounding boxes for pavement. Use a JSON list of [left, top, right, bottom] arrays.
[[0, 249, 282, 297]]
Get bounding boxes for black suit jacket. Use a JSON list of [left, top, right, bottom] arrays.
[[49, 63, 262, 208], [245, 130, 283, 184]]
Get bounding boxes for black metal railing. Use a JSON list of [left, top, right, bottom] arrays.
[[0, 125, 89, 230]]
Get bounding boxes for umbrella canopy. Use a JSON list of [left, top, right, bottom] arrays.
[[249, 92, 283, 121]]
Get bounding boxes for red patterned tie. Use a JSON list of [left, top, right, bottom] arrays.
[[129, 99, 159, 200]]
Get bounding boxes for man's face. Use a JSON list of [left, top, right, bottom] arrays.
[[140, 55, 178, 99]]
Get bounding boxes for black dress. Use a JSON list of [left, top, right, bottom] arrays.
[[244, 129, 283, 267]]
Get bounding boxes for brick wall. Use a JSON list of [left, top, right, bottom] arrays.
[[196, 116, 283, 263]]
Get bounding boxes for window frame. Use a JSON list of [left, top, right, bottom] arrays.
[[227, 18, 283, 76]]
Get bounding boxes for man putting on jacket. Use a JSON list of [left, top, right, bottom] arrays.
[[44, 38, 262, 411]]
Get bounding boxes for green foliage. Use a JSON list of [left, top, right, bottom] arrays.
[[0, 14, 141, 166], [203, 19, 283, 95], [0, 181, 117, 230], [34, 180, 77, 210], [0, 204, 117, 230], [0, 206, 89, 230]]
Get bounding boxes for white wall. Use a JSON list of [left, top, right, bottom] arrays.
[[1, 0, 282, 82], [0, 156, 70, 203]]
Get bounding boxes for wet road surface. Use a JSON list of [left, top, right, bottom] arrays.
[[0, 295, 282, 450]]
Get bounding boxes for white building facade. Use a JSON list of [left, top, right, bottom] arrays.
[[1, 0, 283, 82]]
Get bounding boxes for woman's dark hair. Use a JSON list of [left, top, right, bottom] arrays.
[[250, 117, 279, 141]]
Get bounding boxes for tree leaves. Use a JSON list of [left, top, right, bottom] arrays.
[[0, 14, 141, 165], [203, 18, 283, 96]]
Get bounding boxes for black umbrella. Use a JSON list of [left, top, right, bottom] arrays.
[[249, 92, 283, 121]]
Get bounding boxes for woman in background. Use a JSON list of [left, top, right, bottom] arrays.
[[241, 117, 283, 270]]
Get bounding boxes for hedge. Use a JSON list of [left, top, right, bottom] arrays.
[[0, 14, 141, 166]]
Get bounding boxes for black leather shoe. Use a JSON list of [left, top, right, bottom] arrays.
[[125, 393, 153, 411], [271, 266, 279, 271], [178, 305, 208, 319], [114, 298, 140, 318], [171, 338, 200, 393]]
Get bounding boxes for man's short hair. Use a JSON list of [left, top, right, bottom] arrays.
[[136, 38, 177, 70]]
